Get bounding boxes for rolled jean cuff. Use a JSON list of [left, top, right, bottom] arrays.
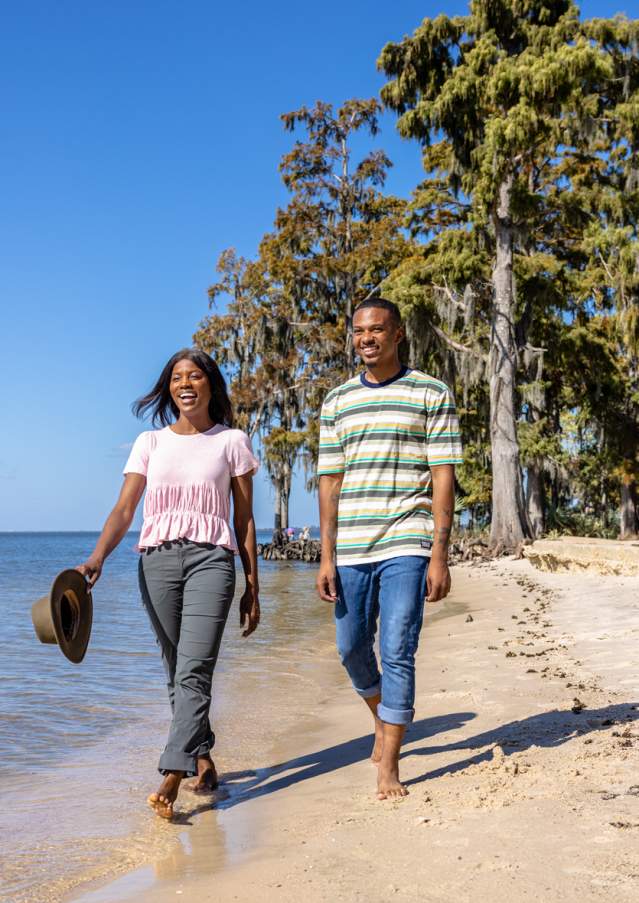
[[158, 751, 197, 777], [377, 703, 415, 725], [354, 679, 381, 699]]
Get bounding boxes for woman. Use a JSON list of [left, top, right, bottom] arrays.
[[76, 348, 260, 819]]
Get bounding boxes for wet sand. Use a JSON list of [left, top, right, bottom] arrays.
[[0, 558, 338, 903], [66, 558, 639, 903]]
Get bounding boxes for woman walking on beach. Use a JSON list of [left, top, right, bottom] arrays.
[[76, 349, 260, 819]]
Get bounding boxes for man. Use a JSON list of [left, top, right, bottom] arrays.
[[316, 298, 462, 800]]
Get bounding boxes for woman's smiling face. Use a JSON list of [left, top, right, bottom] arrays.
[[169, 358, 213, 419]]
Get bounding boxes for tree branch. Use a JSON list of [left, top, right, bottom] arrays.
[[430, 322, 487, 360], [597, 250, 616, 286], [362, 280, 385, 301], [433, 279, 467, 314], [522, 342, 546, 355]]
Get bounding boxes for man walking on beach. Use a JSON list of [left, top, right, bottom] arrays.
[[316, 298, 462, 800]]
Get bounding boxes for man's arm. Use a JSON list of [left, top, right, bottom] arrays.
[[427, 464, 456, 603], [316, 472, 344, 603]]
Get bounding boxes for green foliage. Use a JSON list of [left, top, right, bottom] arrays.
[[546, 509, 619, 540], [192, 2, 639, 540], [377, 0, 639, 539], [456, 443, 492, 511], [518, 418, 566, 472], [262, 428, 307, 484], [195, 100, 409, 525]]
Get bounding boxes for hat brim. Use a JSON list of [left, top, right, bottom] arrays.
[[49, 569, 93, 664]]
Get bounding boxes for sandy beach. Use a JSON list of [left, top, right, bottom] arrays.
[[66, 557, 639, 903]]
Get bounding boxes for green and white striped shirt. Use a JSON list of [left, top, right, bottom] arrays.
[[317, 367, 463, 565]]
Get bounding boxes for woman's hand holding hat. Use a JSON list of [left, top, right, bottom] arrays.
[[75, 556, 104, 587]]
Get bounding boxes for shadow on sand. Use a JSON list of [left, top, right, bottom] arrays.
[[177, 711, 474, 821], [177, 701, 637, 821], [402, 701, 639, 787]]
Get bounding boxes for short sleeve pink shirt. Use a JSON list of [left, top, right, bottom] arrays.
[[123, 425, 259, 551]]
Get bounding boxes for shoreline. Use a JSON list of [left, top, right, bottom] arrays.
[[67, 559, 639, 903], [1, 557, 335, 903]]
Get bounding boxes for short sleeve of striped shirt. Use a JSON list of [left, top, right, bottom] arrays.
[[425, 384, 463, 466], [317, 392, 346, 475]]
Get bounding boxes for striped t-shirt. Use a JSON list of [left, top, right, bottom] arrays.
[[317, 366, 463, 565]]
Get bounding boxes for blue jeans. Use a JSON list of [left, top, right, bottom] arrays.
[[335, 556, 429, 725]]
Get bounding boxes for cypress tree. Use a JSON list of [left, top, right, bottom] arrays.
[[378, 0, 613, 551]]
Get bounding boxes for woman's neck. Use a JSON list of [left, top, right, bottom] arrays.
[[170, 414, 216, 435]]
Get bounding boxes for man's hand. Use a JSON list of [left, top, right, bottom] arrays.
[[426, 558, 451, 603], [427, 464, 455, 603], [316, 560, 338, 603], [317, 472, 343, 604]]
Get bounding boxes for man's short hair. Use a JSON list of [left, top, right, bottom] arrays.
[[353, 297, 402, 327]]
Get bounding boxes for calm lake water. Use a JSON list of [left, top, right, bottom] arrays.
[[0, 531, 333, 903]]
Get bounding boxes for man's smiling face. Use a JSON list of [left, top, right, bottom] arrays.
[[352, 306, 404, 371]]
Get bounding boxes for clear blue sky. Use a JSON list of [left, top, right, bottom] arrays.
[[0, 0, 618, 530]]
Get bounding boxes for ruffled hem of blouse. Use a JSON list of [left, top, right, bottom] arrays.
[[143, 482, 229, 517], [135, 512, 237, 552]]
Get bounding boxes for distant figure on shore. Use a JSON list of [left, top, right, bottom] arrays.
[[316, 298, 462, 800], [299, 525, 311, 543], [286, 526, 295, 542], [76, 348, 260, 820]]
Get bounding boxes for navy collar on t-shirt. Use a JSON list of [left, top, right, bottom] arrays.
[[360, 365, 410, 389]]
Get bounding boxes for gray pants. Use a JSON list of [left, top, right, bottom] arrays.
[[138, 540, 236, 776]]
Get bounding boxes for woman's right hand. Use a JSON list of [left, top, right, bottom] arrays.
[[73, 473, 145, 589], [75, 556, 104, 588]]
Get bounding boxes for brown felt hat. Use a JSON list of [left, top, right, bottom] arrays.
[[31, 569, 93, 664]]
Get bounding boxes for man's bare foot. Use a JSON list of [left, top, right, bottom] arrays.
[[147, 771, 183, 819], [377, 761, 408, 800], [376, 721, 407, 798], [371, 718, 384, 765], [185, 755, 219, 793], [363, 694, 384, 765]]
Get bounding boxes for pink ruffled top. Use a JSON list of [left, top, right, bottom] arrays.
[[123, 425, 259, 551]]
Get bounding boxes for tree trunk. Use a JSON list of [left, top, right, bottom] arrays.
[[489, 174, 530, 551], [273, 476, 288, 532], [345, 290, 354, 372], [340, 136, 356, 374], [278, 462, 292, 531], [526, 462, 545, 539], [279, 489, 288, 531], [601, 486, 609, 529], [620, 477, 638, 539]]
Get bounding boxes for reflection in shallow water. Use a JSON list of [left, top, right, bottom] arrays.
[[1, 533, 462, 903], [0, 533, 335, 903]]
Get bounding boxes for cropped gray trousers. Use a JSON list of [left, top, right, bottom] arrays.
[[138, 540, 236, 776]]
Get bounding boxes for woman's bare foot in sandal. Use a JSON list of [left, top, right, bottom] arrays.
[[147, 771, 183, 819], [185, 755, 219, 793]]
